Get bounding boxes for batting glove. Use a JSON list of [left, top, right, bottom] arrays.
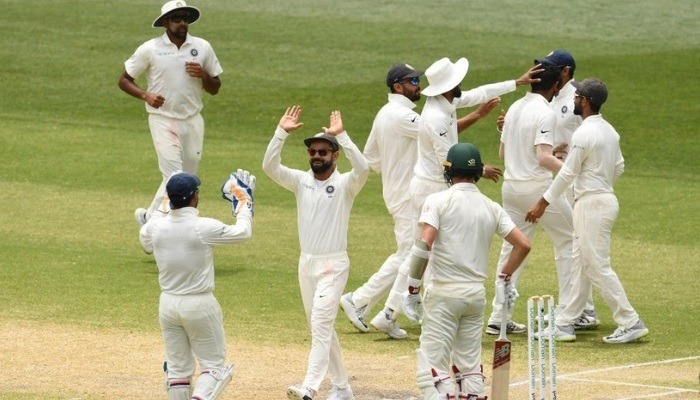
[[221, 169, 256, 216], [496, 273, 518, 309], [402, 291, 424, 324]]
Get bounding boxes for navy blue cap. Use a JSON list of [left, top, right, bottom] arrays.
[[535, 50, 576, 69], [386, 63, 424, 87], [166, 172, 201, 201]]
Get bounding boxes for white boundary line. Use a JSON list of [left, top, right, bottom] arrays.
[[506, 355, 700, 397], [563, 376, 697, 391]]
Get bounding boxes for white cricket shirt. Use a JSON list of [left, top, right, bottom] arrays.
[[262, 127, 369, 255], [543, 114, 625, 202], [415, 80, 516, 182], [551, 80, 583, 151], [124, 33, 223, 120], [419, 183, 516, 286], [363, 93, 420, 214], [500, 92, 557, 181], [139, 207, 252, 295]]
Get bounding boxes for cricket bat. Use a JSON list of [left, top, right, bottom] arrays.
[[491, 300, 511, 400]]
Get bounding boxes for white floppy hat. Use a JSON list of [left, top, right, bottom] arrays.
[[421, 57, 470, 97], [153, 0, 200, 28]]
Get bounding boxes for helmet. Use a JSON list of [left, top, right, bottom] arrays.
[[443, 143, 483, 184]]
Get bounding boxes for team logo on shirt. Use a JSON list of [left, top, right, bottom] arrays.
[[561, 105, 568, 114], [326, 186, 335, 194], [190, 49, 199, 57]]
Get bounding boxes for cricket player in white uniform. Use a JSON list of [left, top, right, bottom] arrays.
[[119, 1, 223, 226], [527, 78, 649, 344], [402, 143, 530, 399], [485, 63, 575, 335], [139, 170, 254, 400], [263, 106, 368, 400], [535, 50, 599, 326], [340, 63, 424, 339], [383, 57, 541, 332]]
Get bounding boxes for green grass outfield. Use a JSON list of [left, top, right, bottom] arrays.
[[1, 0, 698, 398]]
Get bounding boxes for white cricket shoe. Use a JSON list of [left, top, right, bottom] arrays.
[[602, 320, 649, 344], [370, 312, 407, 339], [134, 208, 148, 228], [327, 384, 354, 400], [535, 324, 577, 342], [574, 309, 601, 330], [339, 293, 369, 333], [287, 385, 315, 400]]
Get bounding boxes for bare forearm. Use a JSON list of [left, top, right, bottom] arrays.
[[118, 73, 147, 101], [457, 112, 482, 133], [202, 75, 221, 95]]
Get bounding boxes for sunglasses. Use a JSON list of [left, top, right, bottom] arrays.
[[401, 77, 420, 86], [307, 149, 333, 157], [168, 14, 190, 23]]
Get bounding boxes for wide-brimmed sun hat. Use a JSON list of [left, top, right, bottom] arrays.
[[153, 0, 200, 28], [421, 57, 469, 97]]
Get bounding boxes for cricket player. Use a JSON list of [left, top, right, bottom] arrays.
[[340, 63, 424, 340], [536, 49, 599, 326], [485, 63, 575, 335], [494, 51, 600, 328], [403, 143, 530, 399], [118, 0, 222, 227], [139, 170, 254, 400], [379, 57, 541, 334], [526, 78, 649, 344], [263, 106, 368, 400]]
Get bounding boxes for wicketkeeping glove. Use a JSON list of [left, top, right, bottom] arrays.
[[221, 169, 256, 216], [402, 291, 424, 324], [496, 273, 518, 309]]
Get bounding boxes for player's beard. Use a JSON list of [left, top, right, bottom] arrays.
[[450, 85, 462, 98], [573, 101, 583, 116], [407, 89, 421, 102], [169, 26, 188, 41], [310, 159, 333, 174]]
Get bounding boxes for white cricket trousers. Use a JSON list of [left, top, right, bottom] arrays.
[[420, 284, 487, 396], [147, 113, 204, 218], [159, 292, 226, 398], [298, 252, 351, 392], [556, 194, 640, 329], [351, 200, 413, 314], [489, 180, 593, 324]]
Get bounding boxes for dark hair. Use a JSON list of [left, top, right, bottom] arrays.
[[444, 167, 481, 185], [589, 102, 602, 113], [170, 197, 191, 209], [532, 63, 562, 92]]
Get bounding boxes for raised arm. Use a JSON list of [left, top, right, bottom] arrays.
[[323, 110, 369, 195], [262, 106, 306, 191]]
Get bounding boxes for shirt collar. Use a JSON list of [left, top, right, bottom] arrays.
[[159, 32, 190, 47], [558, 79, 576, 98], [525, 91, 551, 103], [169, 207, 199, 217], [427, 94, 455, 111], [450, 182, 479, 191]]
